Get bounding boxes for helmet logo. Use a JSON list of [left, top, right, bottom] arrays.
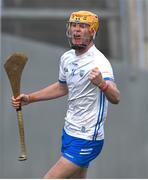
[[75, 17, 80, 23], [73, 16, 87, 23]]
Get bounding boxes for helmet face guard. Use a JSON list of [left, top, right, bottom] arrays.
[[66, 22, 91, 50], [66, 11, 99, 50]]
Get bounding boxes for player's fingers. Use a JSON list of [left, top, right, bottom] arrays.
[[15, 94, 24, 101], [11, 96, 18, 103], [89, 70, 99, 78], [88, 72, 94, 78], [15, 94, 27, 103], [11, 95, 21, 107], [91, 67, 99, 73], [11, 100, 20, 109], [90, 68, 100, 76], [11, 96, 16, 101], [93, 67, 99, 70]]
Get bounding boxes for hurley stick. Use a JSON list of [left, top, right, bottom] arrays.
[[4, 53, 28, 161]]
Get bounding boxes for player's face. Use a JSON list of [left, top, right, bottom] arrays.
[[68, 22, 93, 47]]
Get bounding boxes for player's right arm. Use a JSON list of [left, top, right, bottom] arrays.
[[11, 82, 68, 109]]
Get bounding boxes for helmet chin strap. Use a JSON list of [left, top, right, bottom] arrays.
[[71, 43, 87, 50]]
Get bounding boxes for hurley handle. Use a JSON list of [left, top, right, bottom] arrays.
[[16, 107, 27, 161]]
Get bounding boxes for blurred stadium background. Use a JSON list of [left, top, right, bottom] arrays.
[[1, 0, 148, 178]]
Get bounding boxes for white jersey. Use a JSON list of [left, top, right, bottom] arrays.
[[59, 45, 114, 140]]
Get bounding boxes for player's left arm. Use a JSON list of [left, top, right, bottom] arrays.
[[101, 80, 120, 104], [89, 67, 120, 104]]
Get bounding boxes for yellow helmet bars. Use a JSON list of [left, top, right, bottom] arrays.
[[68, 10, 99, 33]]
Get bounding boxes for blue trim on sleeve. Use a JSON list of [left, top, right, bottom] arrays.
[[104, 77, 114, 81], [59, 79, 67, 84]]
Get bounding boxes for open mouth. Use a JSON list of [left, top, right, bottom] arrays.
[[74, 34, 81, 38], [73, 34, 82, 44]]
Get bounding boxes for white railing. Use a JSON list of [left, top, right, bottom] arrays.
[[2, 8, 119, 19]]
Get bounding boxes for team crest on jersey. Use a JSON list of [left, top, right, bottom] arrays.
[[79, 70, 85, 77]]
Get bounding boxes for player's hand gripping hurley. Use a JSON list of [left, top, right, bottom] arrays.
[[4, 53, 28, 161]]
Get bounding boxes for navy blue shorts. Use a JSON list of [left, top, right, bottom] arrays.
[[61, 130, 104, 168]]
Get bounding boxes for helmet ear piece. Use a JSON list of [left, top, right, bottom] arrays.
[[89, 27, 97, 40], [93, 31, 96, 40], [66, 23, 70, 37]]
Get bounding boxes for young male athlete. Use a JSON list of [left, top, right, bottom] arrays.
[[12, 11, 120, 179]]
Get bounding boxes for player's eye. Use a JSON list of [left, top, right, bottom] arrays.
[[70, 22, 77, 27], [79, 23, 89, 29]]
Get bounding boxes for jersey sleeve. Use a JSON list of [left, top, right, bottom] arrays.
[[58, 56, 67, 84], [99, 58, 114, 81]]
